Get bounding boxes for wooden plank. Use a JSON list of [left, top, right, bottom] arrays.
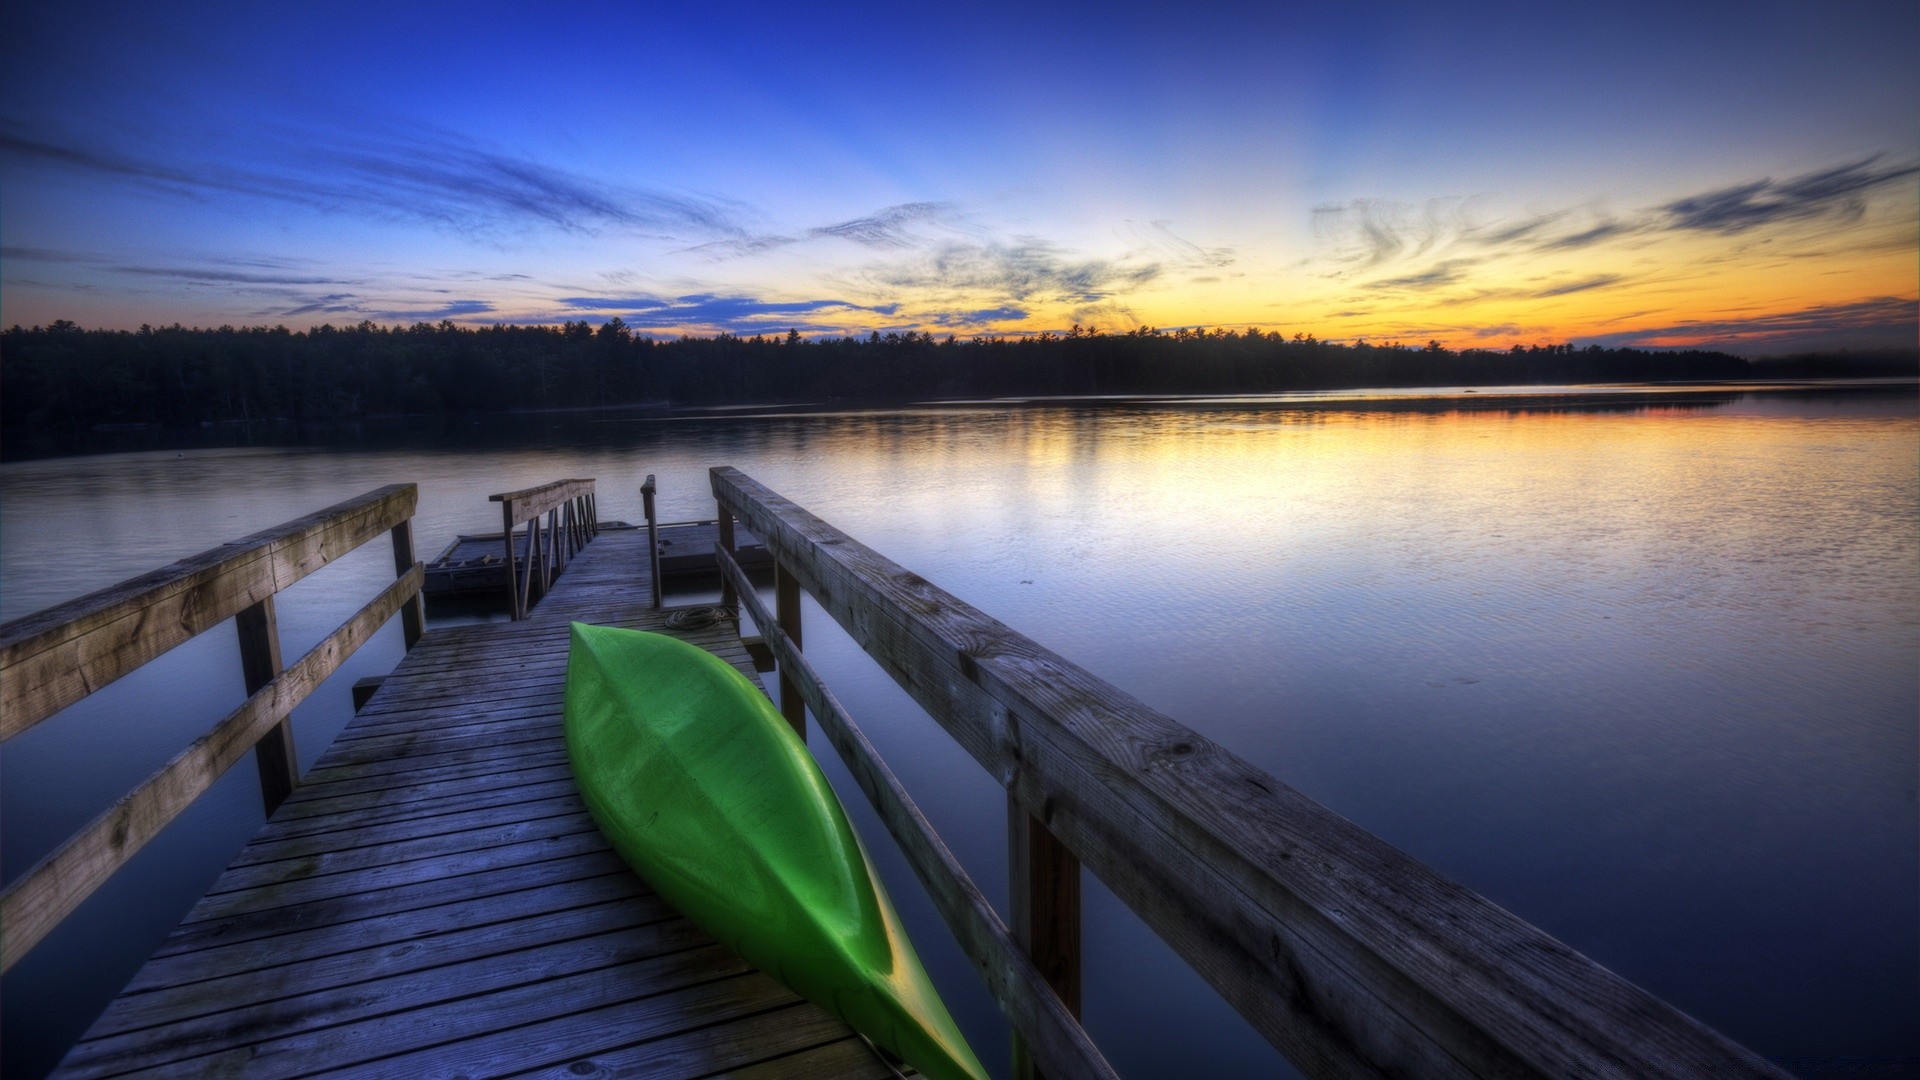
[[720, 548, 1113, 1080], [177, 827, 611, 926], [0, 563, 424, 973], [0, 484, 417, 737], [223, 800, 590, 873], [511, 1000, 876, 1079], [712, 466, 1785, 1080], [268, 762, 576, 824], [715, 1035, 899, 1079], [61, 922, 725, 1078], [153, 850, 631, 957], [85, 892, 673, 1042], [286, 965, 788, 1079], [207, 811, 594, 895], [242, 784, 581, 851], [120, 872, 646, 998]]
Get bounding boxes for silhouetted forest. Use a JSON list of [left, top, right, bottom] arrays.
[[4, 319, 1912, 437]]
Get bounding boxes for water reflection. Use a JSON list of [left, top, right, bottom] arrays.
[[2, 386, 1915, 1077]]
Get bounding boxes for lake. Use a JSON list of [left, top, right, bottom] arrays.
[[3, 384, 1915, 1077]]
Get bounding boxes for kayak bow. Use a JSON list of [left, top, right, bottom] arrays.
[[564, 622, 987, 1080]]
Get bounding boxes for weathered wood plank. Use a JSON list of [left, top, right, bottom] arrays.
[[153, 850, 630, 957], [0, 484, 417, 736], [121, 872, 644, 996], [720, 547, 1114, 1080], [282, 968, 787, 1076], [241, 785, 581, 852], [86, 892, 672, 1041], [0, 564, 424, 973], [178, 826, 610, 926], [712, 465, 1785, 1080], [61, 919, 712, 1076], [268, 764, 577, 825], [214, 808, 593, 884], [512, 1001, 879, 1079], [714, 1035, 899, 1079]]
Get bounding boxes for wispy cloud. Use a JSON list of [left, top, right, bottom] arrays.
[[1589, 295, 1917, 351], [551, 292, 901, 333], [865, 240, 1161, 306], [0, 119, 750, 239], [1660, 155, 1920, 234], [1532, 274, 1624, 298], [1318, 154, 1919, 296], [682, 201, 960, 259], [1372, 258, 1478, 291]]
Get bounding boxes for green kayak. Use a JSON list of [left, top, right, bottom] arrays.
[[563, 622, 987, 1080]]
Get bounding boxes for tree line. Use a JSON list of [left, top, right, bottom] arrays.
[[3, 317, 1904, 437]]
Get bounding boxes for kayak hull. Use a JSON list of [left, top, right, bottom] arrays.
[[563, 622, 986, 1080]]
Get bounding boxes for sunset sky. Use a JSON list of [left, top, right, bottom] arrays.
[[2, 1, 1915, 353]]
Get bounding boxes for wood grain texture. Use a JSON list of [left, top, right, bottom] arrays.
[[0, 484, 417, 736], [711, 465, 1786, 1080], [721, 546, 1115, 1080], [53, 525, 865, 1078], [1, 564, 424, 973]]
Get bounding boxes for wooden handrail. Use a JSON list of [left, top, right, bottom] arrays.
[[717, 545, 1117, 1079], [0, 487, 426, 972], [710, 465, 1786, 1080], [490, 478, 597, 619], [0, 484, 418, 738], [489, 477, 595, 524]]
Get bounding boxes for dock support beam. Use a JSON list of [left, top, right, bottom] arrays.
[[1010, 797, 1082, 1080], [775, 565, 805, 739], [236, 595, 297, 814], [390, 519, 425, 650]]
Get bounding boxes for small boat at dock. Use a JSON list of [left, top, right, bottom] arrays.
[[563, 622, 987, 1080]]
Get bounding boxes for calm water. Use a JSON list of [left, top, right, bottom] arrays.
[[3, 386, 1916, 1077]]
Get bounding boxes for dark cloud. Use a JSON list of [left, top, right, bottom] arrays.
[[0, 120, 750, 238], [1662, 156, 1920, 234]]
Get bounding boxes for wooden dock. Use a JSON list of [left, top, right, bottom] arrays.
[[44, 527, 893, 1078], [5, 472, 1793, 1079]]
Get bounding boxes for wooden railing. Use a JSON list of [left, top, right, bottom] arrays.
[[0, 485, 426, 972], [709, 466, 1786, 1080], [641, 474, 662, 609], [490, 478, 597, 619]]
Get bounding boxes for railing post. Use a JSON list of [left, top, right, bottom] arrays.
[[642, 475, 662, 609], [390, 519, 425, 650], [500, 498, 523, 620], [717, 503, 738, 613], [775, 564, 805, 739], [1009, 796, 1082, 1080], [236, 595, 297, 814]]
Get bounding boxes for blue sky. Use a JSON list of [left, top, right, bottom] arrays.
[[3, 0, 1915, 352]]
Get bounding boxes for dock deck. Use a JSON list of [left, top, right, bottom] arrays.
[[53, 529, 891, 1078]]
